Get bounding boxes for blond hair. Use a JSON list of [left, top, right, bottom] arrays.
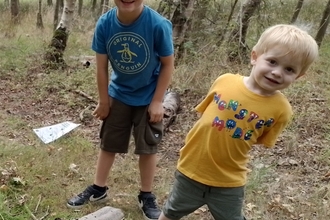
[[253, 24, 319, 75]]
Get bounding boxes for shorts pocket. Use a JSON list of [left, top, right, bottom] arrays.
[[145, 121, 163, 145]]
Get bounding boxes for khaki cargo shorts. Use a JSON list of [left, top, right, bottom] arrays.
[[99, 97, 163, 154]]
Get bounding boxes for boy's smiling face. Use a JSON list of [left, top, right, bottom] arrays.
[[114, 0, 144, 13], [247, 47, 303, 96], [114, 0, 144, 24]]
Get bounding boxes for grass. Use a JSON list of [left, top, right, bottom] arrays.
[[1, 0, 330, 219]]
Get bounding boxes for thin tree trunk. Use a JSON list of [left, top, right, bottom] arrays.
[[91, 0, 97, 12], [216, 0, 239, 46], [53, 0, 60, 30], [36, 0, 44, 29], [102, 0, 110, 14], [315, 0, 330, 47], [4, 0, 9, 8], [78, 0, 83, 16], [59, 0, 64, 8], [290, 0, 304, 24], [98, 0, 104, 16], [47, 0, 53, 6], [10, 0, 19, 24], [171, 0, 196, 60], [44, 0, 77, 69], [157, 0, 176, 19], [227, 0, 262, 63]]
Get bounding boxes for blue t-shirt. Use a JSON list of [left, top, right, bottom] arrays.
[[92, 6, 174, 106]]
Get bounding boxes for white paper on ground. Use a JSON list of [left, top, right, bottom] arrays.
[[33, 121, 80, 144]]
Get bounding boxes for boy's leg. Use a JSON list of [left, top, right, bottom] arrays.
[[161, 171, 206, 220], [138, 153, 160, 220], [94, 150, 116, 187], [133, 105, 163, 219], [206, 186, 245, 220], [66, 150, 115, 209], [139, 154, 157, 191], [67, 98, 132, 209]]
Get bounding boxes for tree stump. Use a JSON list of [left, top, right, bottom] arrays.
[[78, 206, 124, 220], [163, 91, 180, 131]]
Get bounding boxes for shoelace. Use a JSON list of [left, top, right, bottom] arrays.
[[78, 188, 93, 198], [143, 196, 157, 209]]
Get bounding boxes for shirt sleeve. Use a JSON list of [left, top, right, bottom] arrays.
[[195, 75, 225, 113], [256, 108, 293, 148], [154, 19, 174, 57], [91, 14, 108, 54]]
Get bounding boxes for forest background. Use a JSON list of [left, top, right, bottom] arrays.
[[1, 0, 330, 219]]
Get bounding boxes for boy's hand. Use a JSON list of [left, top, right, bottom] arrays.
[[148, 101, 164, 123], [92, 97, 112, 120]]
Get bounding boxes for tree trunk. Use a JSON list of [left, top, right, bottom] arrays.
[[216, 0, 239, 46], [157, 0, 177, 19], [78, 0, 83, 16], [44, 0, 77, 69], [47, 0, 53, 6], [59, 0, 64, 8], [36, 0, 44, 29], [290, 0, 304, 24], [227, 0, 262, 63], [171, 0, 196, 60], [53, 0, 60, 30], [315, 0, 330, 47], [10, 0, 19, 24], [98, 0, 105, 16], [102, 0, 110, 14], [4, 0, 9, 8], [91, 0, 97, 12]]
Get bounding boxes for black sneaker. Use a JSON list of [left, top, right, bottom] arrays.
[[138, 193, 161, 220], [67, 185, 108, 209]]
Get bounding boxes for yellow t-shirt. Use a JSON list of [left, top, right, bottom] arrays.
[[177, 73, 292, 187]]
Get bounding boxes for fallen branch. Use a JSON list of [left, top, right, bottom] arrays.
[[24, 203, 38, 220], [39, 205, 50, 220], [34, 195, 41, 213], [72, 90, 97, 104]]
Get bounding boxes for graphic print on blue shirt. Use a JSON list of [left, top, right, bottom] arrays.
[[212, 93, 275, 141], [107, 32, 150, 74]]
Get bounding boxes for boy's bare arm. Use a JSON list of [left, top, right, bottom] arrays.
[[95, 53, 109, 103], [149, 54, 175, 122], [93, 53, 110, 120]]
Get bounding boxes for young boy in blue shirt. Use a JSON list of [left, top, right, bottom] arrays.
[[158, 24, 318, 220], [67, 1, 174, 219]]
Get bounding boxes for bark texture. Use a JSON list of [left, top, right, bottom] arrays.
[[44, 0, 77, 69], [290, 0, 304, 24], [163, 91, 181, 131], [227, 0, 262, 63], [315, 0, 330, 47]]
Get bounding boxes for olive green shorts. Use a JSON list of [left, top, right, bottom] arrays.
[[99, 98, 163, 154], [162, 171, 245, 220]]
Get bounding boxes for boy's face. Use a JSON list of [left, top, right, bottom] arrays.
[[249, 48, 303, 95], [114, 0, 144, 14]]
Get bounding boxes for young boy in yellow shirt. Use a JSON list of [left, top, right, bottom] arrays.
[[158, 24, 318, 220]]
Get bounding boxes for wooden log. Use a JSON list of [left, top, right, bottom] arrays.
[[78, 206, 124, 220], [163, 91, 180, 130]]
